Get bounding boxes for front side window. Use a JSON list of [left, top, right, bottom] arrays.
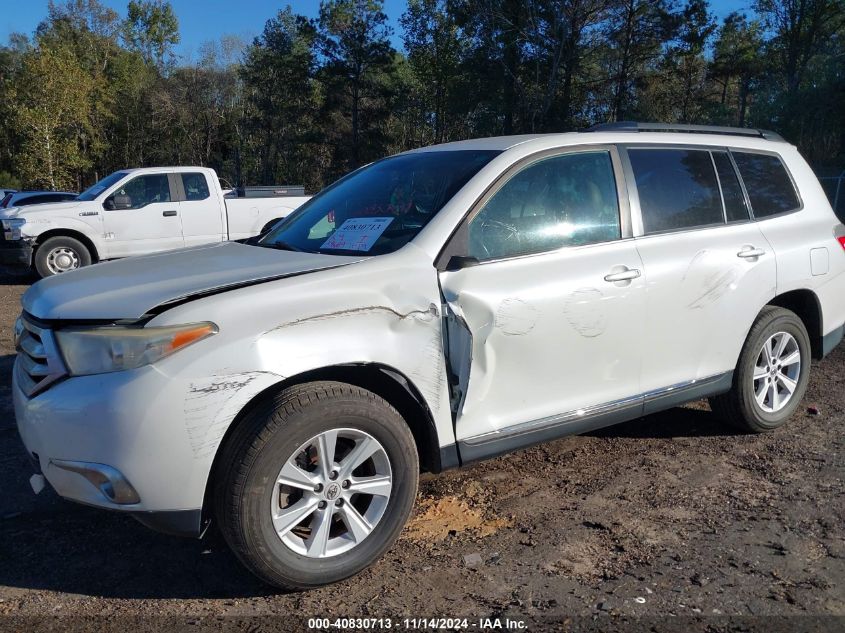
[[630, 148, 724, 234], [182, 173, 210, 201], [261, 150, 499, 255], [467, 151, 621, 261], [111, 174, 171, 210], [732, 151, 800, 218]]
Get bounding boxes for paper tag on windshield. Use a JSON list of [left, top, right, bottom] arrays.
[[321, 217, 394, 252]]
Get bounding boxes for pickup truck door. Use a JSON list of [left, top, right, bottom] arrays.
[[102, 173, 184, 258], [437, 147, 646, 461], [177, 171, 225, 247]]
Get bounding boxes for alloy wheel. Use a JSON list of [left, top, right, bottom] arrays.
[[753, 331, 801, 413], [270, 428, 392, 558]]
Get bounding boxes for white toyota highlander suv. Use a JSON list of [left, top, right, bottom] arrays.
[[13, 123, 845, 589]]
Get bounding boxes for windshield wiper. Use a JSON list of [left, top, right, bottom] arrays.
[[261, 239, 304, 253]]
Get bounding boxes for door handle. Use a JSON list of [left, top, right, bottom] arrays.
[[604, 268, 641, 283], [163, 210, 178, 217], [737, 247, 765, 259]]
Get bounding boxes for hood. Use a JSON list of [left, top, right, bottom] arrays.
[[1, 201, 83, 219], [23, 241, 365, 321]]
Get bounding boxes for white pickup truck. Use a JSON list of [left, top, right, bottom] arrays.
[[0, 166, 310, 277]]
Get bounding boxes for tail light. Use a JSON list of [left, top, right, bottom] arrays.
[[838, 236, 845, 250]]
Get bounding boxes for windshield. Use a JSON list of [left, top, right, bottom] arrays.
[[77, 171, 128, 201], [260, 150, 500, 255]]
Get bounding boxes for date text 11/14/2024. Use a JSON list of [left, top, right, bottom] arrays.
[[307, 617, 528, 630]]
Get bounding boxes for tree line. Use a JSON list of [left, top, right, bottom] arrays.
[[0, 0, 843, 193]]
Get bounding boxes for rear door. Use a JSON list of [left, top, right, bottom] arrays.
[[102, 172, 184, 257], [177, 171, 225, 247], [437, 146, 647, 458], [624, 146, 777, 403]]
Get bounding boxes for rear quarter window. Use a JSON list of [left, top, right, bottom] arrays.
[[732, 151, 800, 218]]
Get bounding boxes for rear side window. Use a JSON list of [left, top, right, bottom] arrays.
[[0, 193, 12, 208], [629, 149, 723, 234], [712, 151, 749, 222], [181, 173, 210, 201], [732, 152, 800, 218]]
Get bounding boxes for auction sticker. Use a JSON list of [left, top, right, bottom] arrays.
[[321, 217, 393, 252]]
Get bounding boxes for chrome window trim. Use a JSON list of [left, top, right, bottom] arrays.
[[710, 150, 729, 224], [711, 149, 752, 223]]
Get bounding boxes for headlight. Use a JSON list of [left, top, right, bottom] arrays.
[[2, 218, 26, 240], [1, 218, 26, 230], [55, 322, 218, 376]]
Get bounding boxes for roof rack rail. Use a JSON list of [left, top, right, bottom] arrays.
[[584, 121, 784, 142]]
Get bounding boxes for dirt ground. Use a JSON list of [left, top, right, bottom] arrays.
[[0, 268, 843, 632]]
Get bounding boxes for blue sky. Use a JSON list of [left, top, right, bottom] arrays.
[[0, 0, 753, 60]]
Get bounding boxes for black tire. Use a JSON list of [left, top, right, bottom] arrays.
[[34, 236, 92, 277], [214, 381, 419, 590], [709, 306, 811, 433]]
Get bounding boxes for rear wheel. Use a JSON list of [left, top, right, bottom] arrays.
[[34, 236, 92, 277], [214, 381, 419, 590], [710, 306, 811, 432]]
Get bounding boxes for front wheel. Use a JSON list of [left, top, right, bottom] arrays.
[[34, 236, 92, 277], [214, 381, 419, 590], [710, 306, 811, 432]]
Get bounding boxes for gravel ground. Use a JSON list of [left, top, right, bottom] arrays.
[[0, 268, 843, 632]]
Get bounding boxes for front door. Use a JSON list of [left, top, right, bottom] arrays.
[[103, 172, 184, 258], [437, 147, 646, 460]]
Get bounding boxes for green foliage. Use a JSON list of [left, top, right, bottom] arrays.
[[123, 0, 180, 71], [0, 0, 843, 193], [0, 172, 22, 190], [8, 44, 93, 190]]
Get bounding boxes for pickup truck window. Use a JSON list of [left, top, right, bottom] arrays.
[[112, 174, 172, 210], [77, 171, 128, 201], [260, 150, 500, 255], [182, 173, 210, 201]]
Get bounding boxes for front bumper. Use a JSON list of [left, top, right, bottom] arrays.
[[0, 239, 32, 266], [12, 358, 211, 535]]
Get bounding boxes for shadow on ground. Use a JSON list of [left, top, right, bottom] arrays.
[[591, 406, 746, 439], [0, 400, 744, 600], [0, 267, 37, 286]]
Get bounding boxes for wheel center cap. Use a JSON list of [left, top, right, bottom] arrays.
[[325, 483, 341, 500]]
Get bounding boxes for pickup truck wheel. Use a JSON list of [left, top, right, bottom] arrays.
[[214, 381, 419, 590], [260, 218, 283, 235], [709, 306, 811, 433], [34, 236, 91, 277]]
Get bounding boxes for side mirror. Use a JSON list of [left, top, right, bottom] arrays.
[[445, 255, 480, 272], [103, 197, 115, 211]]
